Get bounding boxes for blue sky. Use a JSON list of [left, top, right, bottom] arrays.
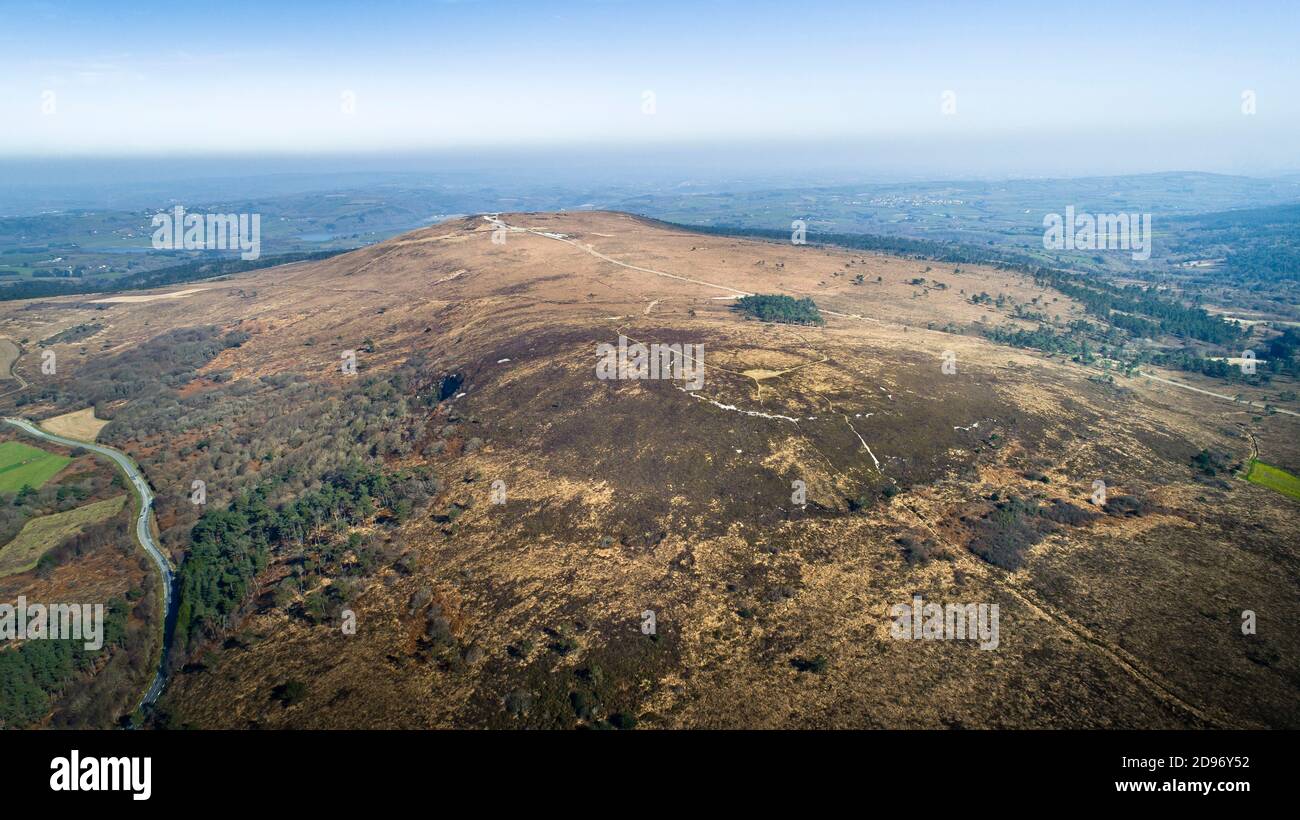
[[1, 0, 1296, 174]]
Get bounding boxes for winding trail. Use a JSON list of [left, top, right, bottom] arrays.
[[900, 500, 1234, 728], [485, 215, 753, 297], [489, 215, 1298, 423], [487, 214, 1276, 726], [0, 338, 29, 401], [1137, 370, 1300, 418], [3, 417, 175, 711]]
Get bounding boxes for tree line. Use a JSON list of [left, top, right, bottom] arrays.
[[0, 250, 348, 302]]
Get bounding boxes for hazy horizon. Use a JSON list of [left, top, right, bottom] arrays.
[[2, 0, 1297, 179]]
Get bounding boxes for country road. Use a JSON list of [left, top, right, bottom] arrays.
[[3, 416, 176, 711]]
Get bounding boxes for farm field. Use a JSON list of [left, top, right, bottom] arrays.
[[40, 407, 110, 441], [1245, 460, 1300, 502], [0, 494, 127, 576], [0, 440, 71, 492]]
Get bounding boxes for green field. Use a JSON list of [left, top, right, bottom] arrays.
[[1244, 460, 1300, 502], [0, 495, 127, 576], [0, 440, 72, 492]]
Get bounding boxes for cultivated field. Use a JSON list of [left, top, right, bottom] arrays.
[[41, 407, 110, 441], [0, 440, 71, 492], [1245, 460, 1300, 502]]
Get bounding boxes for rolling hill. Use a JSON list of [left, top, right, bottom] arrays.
[[1, 211, 1295, 729]]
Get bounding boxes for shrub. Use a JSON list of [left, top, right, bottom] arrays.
[[791, 655, 828, 673], [272, 680, 306, 706]]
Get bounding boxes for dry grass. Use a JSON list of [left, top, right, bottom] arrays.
[[0, 337, 18, 380], [1, 211, 1295, 729], [89, 287, 208, 304], [0, 495, 126, 576], [40, 407, 110, 441]]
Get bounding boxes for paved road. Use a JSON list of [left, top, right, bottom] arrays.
[[3, 416, 175, 710]]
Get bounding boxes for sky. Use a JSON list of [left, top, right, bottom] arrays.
[[1, 0, 1297, 177]]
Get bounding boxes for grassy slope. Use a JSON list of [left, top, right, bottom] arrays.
[[0, 440, 72, 492], [40, 408, 110, 442], [0, 494, 127, 576], [1245, 460, 1300, 502]]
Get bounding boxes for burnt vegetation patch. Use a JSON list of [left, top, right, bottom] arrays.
[[895, 533, 949, 565], [963, 494, 1101, 570], [1102, 494, 1150, 517], [476, 613, 680, 730], [473, 355, 799, 531]]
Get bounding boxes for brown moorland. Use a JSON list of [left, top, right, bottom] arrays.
[[1, 211, 1294, 729]]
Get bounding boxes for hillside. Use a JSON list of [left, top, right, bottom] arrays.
[[0, 211, 1295, 729]]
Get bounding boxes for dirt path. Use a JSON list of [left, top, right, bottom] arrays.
[[0, 337, 28, 400], [490, 216, 1298, 426], [485, 215, 753, 297], [900, 501, 1235, 728], [1138, 370, 1300, 418]]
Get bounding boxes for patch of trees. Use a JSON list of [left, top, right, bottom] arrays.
[[1165, 204, 1300, 284], [39, 323, 102, 346], [1012, 304, 1048, 322], [1191, 448, 1237, 477], [733, 294, 824, 326], [0, 464, 118, 546], [35, 504, 134, 578], [1152, 349, 1276, 384], [0, 598, 128, 728], [1266, 328, 1300, 364], [130, 355, 440, 555], [0, 250, 349, 302], [980, 323, 1098, 363], [1225, 243, 1300, 283], [1031, 269, 1242, 345], [174, 462, 436, 654], [660, 220, 1022, 267], [666, 219, 1245, 347], [965, 494, 1099, 570], [965, 495, 1050, 570], [18, 326, 248, 413]]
